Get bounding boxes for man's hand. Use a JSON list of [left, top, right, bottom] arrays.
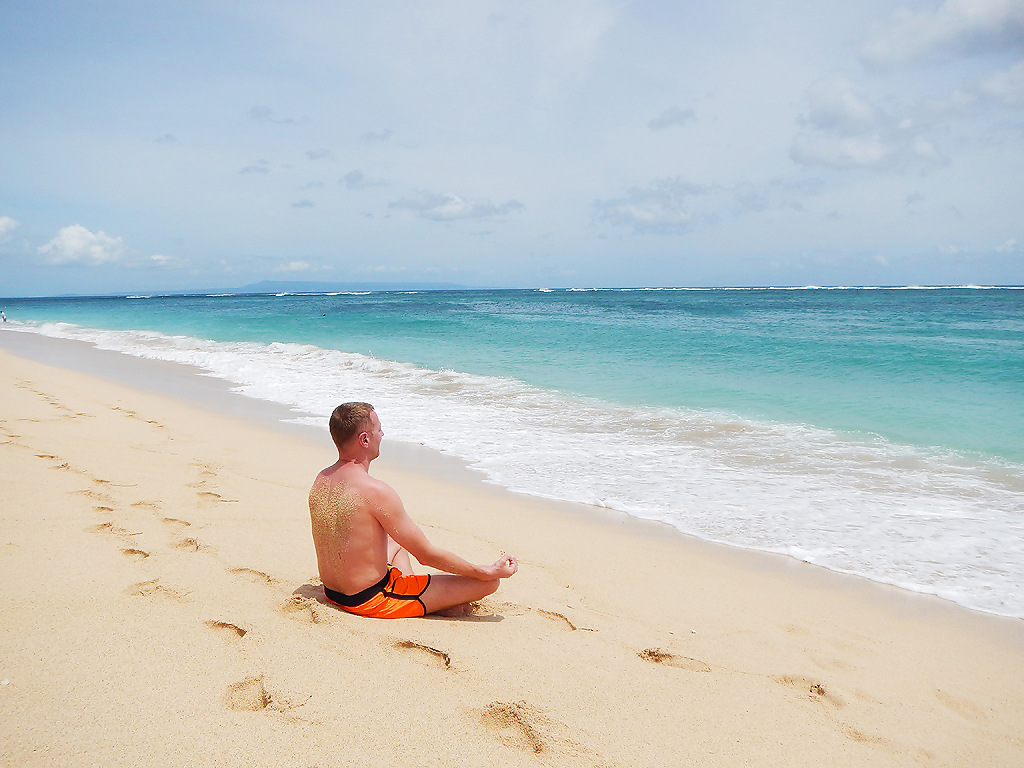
[[487, 555, 518, 579]]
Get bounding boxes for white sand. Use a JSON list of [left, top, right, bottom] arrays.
[[1, 345, 1022, 767]]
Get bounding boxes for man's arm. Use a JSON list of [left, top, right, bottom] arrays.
[[368, 481, 516, 580]]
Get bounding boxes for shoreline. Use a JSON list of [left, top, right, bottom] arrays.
[[2, 327, 1022, 630], [1, 339, 1023, 765]]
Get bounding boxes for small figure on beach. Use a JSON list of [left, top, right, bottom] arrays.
[[1, 310, 6, 322], [310, 402, 518, 618]]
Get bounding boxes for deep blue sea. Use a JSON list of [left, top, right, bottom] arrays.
[[3, 287, 1022, 617]]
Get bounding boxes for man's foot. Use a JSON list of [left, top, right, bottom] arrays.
[[432, 602, 477, 618]]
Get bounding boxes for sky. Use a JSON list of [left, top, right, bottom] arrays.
[[1, 0, 1023, 295]]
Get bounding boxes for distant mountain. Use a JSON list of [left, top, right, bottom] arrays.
[[237, 280, 469, 293]]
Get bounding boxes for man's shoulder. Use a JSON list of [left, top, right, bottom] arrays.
[[356, 473, 399, 502], [315, 464, 396, 500]]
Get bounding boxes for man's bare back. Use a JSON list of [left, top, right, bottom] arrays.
[[309, 403, 517, 618], [309, 463, 400, 595]]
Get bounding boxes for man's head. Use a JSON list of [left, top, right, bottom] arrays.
[[329, 402, 378, 451]]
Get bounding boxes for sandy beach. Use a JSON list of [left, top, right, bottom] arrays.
[[1, 340, 1022, 767]]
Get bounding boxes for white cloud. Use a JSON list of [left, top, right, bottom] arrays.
[[979, 59, 1024, 105], [793, 135, 890, 168], [306, 148, 334, 161], [273, 260, 311, 272], [917, 57, 1024, 117], [148, 254, 186, 268], [37, 225, 124, 266], [800, 79, 879, 132], [861, 0, 1024, 66], [291, 199, 315, 208], [648, 106, 696, 131], [996, 238, 1018, 251], [0, 216, 18, 243], [595, 177, 814, 234], [594, 178, 714, 234], [390, 191, 524, 221], [790, 79, 945, 171]]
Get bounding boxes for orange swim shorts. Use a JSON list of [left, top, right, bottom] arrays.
[[323, 568, 431, 619]]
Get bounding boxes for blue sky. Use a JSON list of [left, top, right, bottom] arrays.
[[2, 0, 1023, 295]]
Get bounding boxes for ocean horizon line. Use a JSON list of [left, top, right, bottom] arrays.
[[4, 283, 1024, 302]]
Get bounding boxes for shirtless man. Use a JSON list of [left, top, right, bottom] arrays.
[[309, 402, 518, 618]]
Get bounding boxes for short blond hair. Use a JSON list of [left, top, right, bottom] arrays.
[[329, 402, 375, 449]]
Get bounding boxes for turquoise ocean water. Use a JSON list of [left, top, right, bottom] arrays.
[[3, 287, 1022, 617]]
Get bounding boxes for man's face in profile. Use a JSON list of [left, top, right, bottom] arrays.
[[366, 410, 384, 459]]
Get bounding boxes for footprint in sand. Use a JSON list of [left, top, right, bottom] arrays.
[[478, 700, 588, 756], [221, 675, 307, 714], [474, 599, 528, 617], [85, 521, 135, 538], [121, 548, 150, 560], [73, 488, 114, 503], [206, 620, 248, 639], [130, 500, 162, 510], [172, 537, 210, 553], [198, 491, 238, 503], [125, 578, 189, 601], [537, 608, 598, 632], [774, 675, 846, 708], [481, 701, 547, 754], [638, 648, 712, 673], [113, 407, 162, 426], [230, 567, 276, 585], [32, 392, 81, 417], [392, 639, 451, 669], [162, 517, 191, 528], [839, 724, 896, 750], [224, 676, 271, 711], [281, 595, 323, 624]]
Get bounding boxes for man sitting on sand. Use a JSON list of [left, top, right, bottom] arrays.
[[309, 402, 518, 618]]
